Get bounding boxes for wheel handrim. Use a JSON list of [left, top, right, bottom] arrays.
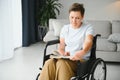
[[93, 61, 106, 80]]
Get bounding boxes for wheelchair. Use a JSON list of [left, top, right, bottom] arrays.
[[36, 34, 107, 80]]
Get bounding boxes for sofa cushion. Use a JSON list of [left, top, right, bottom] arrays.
[[87, 20, 112, 38], [52, 19, 69, 36], [108, 33, 120, 43], [97, 38, 116, 51], [112, 20, 120, 33], [117, 43, 120, 51], [43, 31, 58, 42]]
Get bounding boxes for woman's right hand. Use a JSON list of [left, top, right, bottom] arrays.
[[64, 52, 70, 56]]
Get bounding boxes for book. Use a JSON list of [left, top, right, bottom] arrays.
[[50, 51, 85, 62], [50, 51, 71, 59]]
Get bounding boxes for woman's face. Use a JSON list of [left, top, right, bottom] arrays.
[[69, 11, 84, 28]]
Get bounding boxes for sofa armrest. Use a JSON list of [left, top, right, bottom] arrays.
[[43, 30, 59, 42]]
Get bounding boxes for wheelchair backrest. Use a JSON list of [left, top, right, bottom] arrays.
[[90, 34, 101, 60]]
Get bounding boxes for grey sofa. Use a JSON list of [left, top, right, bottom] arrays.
[[43, 19, 120, 62]]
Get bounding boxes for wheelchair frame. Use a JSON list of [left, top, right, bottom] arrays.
[[36, 34, 107, 80]]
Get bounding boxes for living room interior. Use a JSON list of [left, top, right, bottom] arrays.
[[0, 0, 120, 80]]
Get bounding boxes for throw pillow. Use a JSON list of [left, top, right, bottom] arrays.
[[108, 33, 120, 43], [52, 20, 69, 36]]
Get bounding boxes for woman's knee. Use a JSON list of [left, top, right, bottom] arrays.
[[44, 59, 56, 66], [56, 59, 67, 67], [56, 59, 77, 71]]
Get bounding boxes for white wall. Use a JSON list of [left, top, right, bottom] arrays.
[[0, 0, 22, 62], [58, 0, 120, 20]]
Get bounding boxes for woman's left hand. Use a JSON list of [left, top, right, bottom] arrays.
[[70, 50, 86, 61]]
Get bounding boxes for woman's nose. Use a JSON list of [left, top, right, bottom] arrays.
[[72, 18, 76, 22]]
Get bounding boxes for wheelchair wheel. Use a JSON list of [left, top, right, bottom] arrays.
[[87, 58, 107, 80]]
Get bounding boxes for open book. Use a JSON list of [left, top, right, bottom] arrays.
[[50, 51, 71, 59]]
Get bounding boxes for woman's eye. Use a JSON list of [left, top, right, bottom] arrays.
[[71, 17, 74, 19], [76, 17, 80, 19]]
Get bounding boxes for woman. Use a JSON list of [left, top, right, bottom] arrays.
[[39, 3, 94, 80]]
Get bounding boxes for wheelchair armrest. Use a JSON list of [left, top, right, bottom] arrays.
[[44, 39, 60, 54], [43, 39, 60, 65], [45, 39, 60, 47]]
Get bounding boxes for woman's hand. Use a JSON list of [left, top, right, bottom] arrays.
[[64, 52, 70, 56], [70, 50, 86, 61]]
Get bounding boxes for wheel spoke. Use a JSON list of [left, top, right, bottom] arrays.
[[93, 61, 106, 80]]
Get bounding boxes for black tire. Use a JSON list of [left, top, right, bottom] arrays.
[[87, 58, 107, 80]]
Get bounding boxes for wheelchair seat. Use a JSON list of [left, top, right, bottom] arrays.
[[36, 34, 107, 80]]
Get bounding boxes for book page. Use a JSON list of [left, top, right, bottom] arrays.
[[50, 51, 71, 59]]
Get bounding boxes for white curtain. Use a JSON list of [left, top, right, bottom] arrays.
[[0, 0, 22, 62]]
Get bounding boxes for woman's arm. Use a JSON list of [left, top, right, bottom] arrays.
[[83, 34, 93, 53], [57, 38, 65, 55], [58, 38, 70, 56], [70, 34, 93, 61]]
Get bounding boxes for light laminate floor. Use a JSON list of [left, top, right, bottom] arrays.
[[0, 42, 120, 80]]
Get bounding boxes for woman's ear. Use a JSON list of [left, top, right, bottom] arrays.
[[82, 15, 84, 19], [81, 15, 84, 22]]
